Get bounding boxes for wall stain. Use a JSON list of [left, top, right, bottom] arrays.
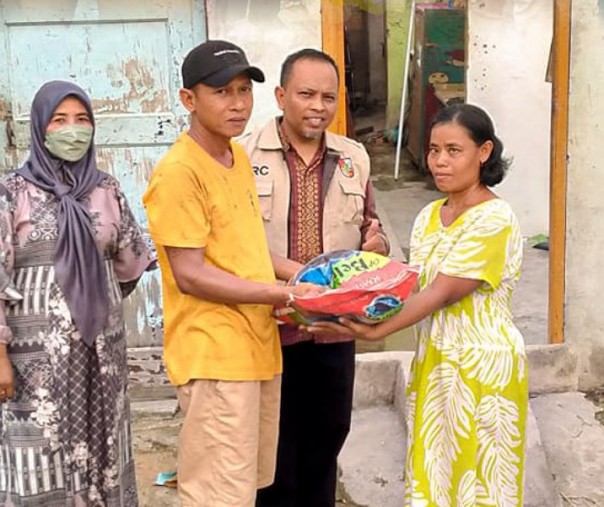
[[93, 58, 168, 114], [0, 96, 10, 121]]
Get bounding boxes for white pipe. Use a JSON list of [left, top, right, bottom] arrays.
[[394, 0, 416, 180]]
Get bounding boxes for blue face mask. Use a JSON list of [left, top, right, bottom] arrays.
[[44, 125, 94, 162]]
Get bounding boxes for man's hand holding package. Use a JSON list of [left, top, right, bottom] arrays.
[[361, 219, 388, 255]]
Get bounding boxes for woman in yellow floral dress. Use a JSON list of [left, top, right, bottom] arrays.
[[308, 104, 527, 506]]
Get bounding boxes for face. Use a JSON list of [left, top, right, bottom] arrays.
[[46, 96, 92, 133], [427, 121, 493, 193], [179, 74, 253, 141], [275, 58, 338, 141]]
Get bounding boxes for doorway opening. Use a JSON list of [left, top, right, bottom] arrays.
[[343, 1, 388, 140], [323, 0, 570, 347]]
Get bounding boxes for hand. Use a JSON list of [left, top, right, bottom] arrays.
[[304, 317, 382, 341], [284, 283, 326, 322], [275, 283, 324, 307], [361, 219, 388, 254], [289, 283, 325, 298], [0, 354, 15, 402]]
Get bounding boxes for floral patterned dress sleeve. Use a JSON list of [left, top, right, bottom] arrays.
[[111, 184, 157, 298], [0, 183, 23, 346]]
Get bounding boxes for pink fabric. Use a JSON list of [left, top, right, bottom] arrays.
[[10, 177, 152, 283]]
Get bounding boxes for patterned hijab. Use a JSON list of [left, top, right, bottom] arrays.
[[17, 80, 109, 347]]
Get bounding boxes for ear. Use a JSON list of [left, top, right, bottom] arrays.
[[274, 86, 286, 112], [179, 88, 196, 113], [480, 140, 494, 164]]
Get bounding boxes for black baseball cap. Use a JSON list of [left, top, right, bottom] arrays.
[[181, 40, 265, 89]]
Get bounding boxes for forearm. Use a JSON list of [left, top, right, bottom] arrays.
[[0, 300, 12, 352], [371, 284, 447, 339], [271, 252, 303, 282], [178, 263, 289, 306]]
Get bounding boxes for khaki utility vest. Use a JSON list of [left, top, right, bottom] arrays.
[[239, 119, 372, 257]]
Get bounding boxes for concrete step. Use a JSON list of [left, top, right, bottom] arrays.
[[340, 353, 563, 507], [338, 406, 406, 507], [531, 392, 604, 506], [525, 402, 563, 507], [338, 404, 559, 507], [131, 398, 178, 419]]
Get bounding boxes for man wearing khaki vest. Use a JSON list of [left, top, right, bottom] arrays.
[[241, 48, 390, 507]]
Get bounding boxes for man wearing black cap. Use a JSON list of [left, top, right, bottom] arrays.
[[143, 40, 314, 507]]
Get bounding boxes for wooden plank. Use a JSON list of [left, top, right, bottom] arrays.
[[321, 0, 347, 136], [549, 0, 571, 344]]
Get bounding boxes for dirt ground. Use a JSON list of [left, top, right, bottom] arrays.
[[133, 411, 180, 507], [133, 415, 362, 507], [132, 407, 364, 506]]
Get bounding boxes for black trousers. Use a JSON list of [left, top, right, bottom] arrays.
[[256, 340, 356, 507]]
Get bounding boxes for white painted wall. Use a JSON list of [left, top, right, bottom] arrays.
[[565, 0, 604, 388], [467, 0, 553, 236], [205, 0, 321, 133]]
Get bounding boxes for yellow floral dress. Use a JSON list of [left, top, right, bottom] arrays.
[[405, 198, 528, 507]]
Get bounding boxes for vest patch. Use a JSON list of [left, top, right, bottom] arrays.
[[338, 157, 354, 178]]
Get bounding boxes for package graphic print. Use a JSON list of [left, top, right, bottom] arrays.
[[275, 250, 419, 325]]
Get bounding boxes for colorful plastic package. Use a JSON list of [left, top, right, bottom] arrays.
[[274, 250, 419, 325]]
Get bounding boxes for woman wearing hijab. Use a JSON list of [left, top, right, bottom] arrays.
[[0, 81, 154, 505]]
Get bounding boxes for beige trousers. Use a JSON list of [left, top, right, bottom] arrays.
[[177, 376, 281, 507]]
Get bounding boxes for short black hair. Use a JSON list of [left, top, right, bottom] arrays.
[[280, 48, 340, 87], [429, 104, 510, 187]]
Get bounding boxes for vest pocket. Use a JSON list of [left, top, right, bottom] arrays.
[[256, 179, 274, 221], [337, 179, 365, 224]]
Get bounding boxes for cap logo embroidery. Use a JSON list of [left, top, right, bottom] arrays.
[[214, 49, 241, 56]]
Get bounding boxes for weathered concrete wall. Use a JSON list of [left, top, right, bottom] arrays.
[[367, 0, 387, 104], [385, 0, 411, 129], [467, 0, 553, 237], [565, 0, 604, 389], [204, 0, 321, 132]]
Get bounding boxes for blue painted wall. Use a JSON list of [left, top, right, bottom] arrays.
[[0, 0, 207, 347]]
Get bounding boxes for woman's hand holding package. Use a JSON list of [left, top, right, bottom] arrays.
[[304, 317, 382, 341], [0, 347, 15, 401]]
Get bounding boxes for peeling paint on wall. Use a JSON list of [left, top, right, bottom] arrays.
[[0, 95, 16, 172], [127, 346, 173, 399], [0, 0, 207, 351], [0, 96, 9, 121], [97, 146, 168, 346], [95, 58, 170, 114]]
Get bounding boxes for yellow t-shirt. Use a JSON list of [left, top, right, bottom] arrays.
[[143, 132, 281, 385]]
